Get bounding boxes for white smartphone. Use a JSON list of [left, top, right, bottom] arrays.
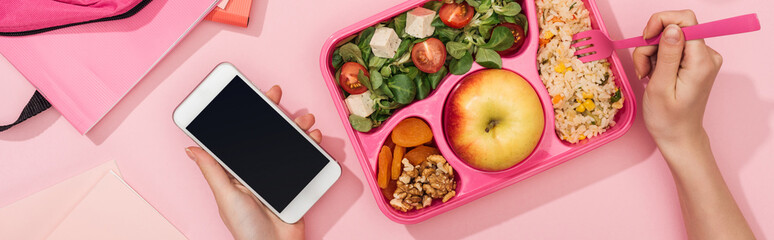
[[173, 63, 341, 223]]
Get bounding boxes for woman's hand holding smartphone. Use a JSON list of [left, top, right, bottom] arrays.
[[185, 86, 310, 240], [174, 63, 340, 238]]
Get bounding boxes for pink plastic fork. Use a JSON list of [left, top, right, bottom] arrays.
[[572, 14, 761, 63]]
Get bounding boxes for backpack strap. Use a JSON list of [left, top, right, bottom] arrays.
[[0, 91, 51, 132]]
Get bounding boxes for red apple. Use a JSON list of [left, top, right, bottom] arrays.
[[444, 69, 544, 171]]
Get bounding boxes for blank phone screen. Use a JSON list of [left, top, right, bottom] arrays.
[[186, 76, 329, 212]]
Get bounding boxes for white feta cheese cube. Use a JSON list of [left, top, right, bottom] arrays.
[[370, 27, 401, 59], [345, 91, 375, 118], [406, 7, 436, 38]]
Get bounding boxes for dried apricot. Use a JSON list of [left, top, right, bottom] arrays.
[[404, 146, 440, 165], [384, 135, 396, 149], [377, 145, 392, 189], [391, 118, 433, 147], [391, 146, 405, 180], [381, 180, 397, 199]]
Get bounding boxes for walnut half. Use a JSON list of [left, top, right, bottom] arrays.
[[388, 154, 457, 212]]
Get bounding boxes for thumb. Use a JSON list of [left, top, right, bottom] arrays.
[[649, 24, 685, 96], [186, 147, 236, 197]]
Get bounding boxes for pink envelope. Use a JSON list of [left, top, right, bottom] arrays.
[[0, 161, 121, 240], [46, 172, 187, 240]]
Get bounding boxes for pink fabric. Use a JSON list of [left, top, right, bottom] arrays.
[[0, 0, 145, 33]]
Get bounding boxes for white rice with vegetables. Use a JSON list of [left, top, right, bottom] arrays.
[[536, 0, 624, 143]]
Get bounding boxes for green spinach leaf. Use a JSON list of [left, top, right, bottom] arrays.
[[428, 66, 448, 89], [334, 68, 342, 88], [387, 74, 417, 104], [402, 66, 420, 80], [450, 52, 474, 75], [412, 38, 429, 44], [477, 14, 501, 36], [380, 66, 392, 78], [465, 0, 481, 8], [339, 43, 366, 66], [431, 17, 446, 28], [479, 26, 515, 51], [378, 83, 394, 98], [494, 2, 521, 16], [357, 27, 375, 58], [436, 27, 462, 43], [357, 70, 373, 90], [416, 75, 431, 100], [515, 13, 528, 32], [466, 32, 487, 46], [503, 15, 516, 23], [349, 114, 373, 132], [394, 13, 408, 37], [370, 108, 393, 123], [476, 0, 492, 13], [391, 43, 413, 66], [423, 1, 443, 11], [390, 41, 411, 64], [446, 41, 469, 59], [369, 57, 389, 70], [475, 48, 503, 69], [377, 100, 401, 110], [331, 49, 343, 69], [370, 69, 384, 90]]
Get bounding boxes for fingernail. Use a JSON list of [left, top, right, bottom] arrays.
[[185, 148, 197, 162], [664, 25, 681, 44]]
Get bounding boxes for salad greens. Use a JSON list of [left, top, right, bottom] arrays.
[[388, 74, 417, 104], [475, 48, 503, 69], [349, 115, 373, 132], [331, 0, 527, 132], [339, 43, 365, 67], [450, 52, 474, 75]]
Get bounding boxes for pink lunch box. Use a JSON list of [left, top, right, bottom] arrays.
[[319, 0, 636, 224]]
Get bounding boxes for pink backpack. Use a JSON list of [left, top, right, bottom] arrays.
[[0, 0, 149, 131], [0, 0, 149, 36]]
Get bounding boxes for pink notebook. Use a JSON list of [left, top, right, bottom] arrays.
[[0, 161, 121, 240], [46, 172, 187, 240], [0, 0, 219, 134]]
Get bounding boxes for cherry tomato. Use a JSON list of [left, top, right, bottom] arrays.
[[439, 2, 475, 29], [411, 38, 447, 74], [493, 23, 527, 56], [339, 62, 369, 94]]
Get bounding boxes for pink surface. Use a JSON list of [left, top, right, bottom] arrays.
[[0, 0, 772, 239], [320, 0, 636, 224], [46, 172, 187, 240], [0, 0, 217, 134], [0, 161, 120, 240]]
